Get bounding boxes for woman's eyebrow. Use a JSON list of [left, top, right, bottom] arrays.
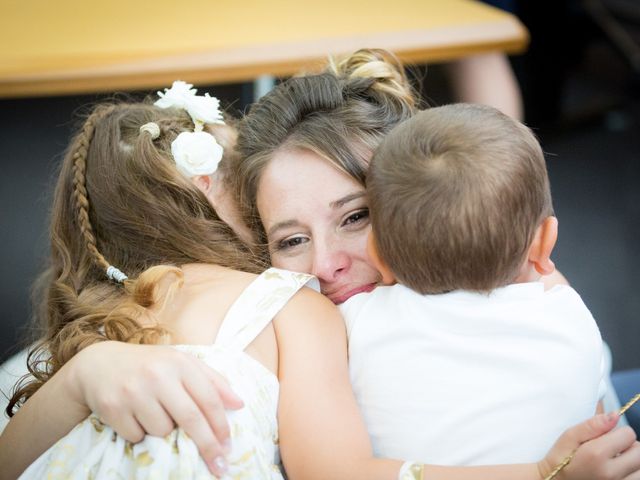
[[267, 219, 302, 238], [330, 192, 366, 209]]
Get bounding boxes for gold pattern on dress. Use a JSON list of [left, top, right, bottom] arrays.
[[90, 416, 105, 433], [124, 441, 133, 459], [135, 451, 154, 467], [237, 449, 255, 463], [399, 462, 424, 480], [293, 272, 314, 285], [263, 270, 284, 281], [173, 432, 180, 454]]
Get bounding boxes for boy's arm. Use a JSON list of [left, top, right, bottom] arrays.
[[275, 288, 640, 480]]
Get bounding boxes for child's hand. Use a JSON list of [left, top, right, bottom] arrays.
[[538, 413, 640, 480]]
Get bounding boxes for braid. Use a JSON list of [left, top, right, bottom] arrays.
[[71, 105, 117, 274]]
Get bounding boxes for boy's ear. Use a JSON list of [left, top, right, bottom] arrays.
[[366, 232, 396, 285], [528, 216, 558, 276], [191, 174, 213, 196]]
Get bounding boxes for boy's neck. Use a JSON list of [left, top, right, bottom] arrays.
[[513, 262, 542, 285]]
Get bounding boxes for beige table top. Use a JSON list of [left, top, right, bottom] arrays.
[[0, 0, 528, 98]]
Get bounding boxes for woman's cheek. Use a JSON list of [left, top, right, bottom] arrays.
[[347, 225, 372, 262], [270, 250, 313, 275]]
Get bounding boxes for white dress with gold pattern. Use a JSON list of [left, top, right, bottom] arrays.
[[20, 268, 315, 479]]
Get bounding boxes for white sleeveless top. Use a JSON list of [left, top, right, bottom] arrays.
[[340, 283, 605, 465], [20, 268, 315, 480]]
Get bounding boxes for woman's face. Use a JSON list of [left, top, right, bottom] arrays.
[[256, 148, 381, 304]]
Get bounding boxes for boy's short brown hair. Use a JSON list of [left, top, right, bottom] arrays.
[[368, 103, 553, 294]]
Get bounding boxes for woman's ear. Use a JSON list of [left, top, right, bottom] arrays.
[[366, 232, 396, 285], [191, 174, 213, 197], [528, 216, 558, 276]]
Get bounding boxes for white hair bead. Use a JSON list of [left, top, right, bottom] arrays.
[[106, 265, 128, 283], [139, 122, 161, 139]]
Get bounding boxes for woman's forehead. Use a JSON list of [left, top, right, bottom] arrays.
[[265, 148, 362, 193], [257, 148, 365, 220]]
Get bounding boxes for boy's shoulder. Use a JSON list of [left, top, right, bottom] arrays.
[[339, 283, 409, 312], [534, 283, 592, 314], [338, 284, 415, 336], [339, 282, 596, 333]]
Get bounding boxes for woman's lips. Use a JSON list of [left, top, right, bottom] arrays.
[[326, 283, 377, 304]]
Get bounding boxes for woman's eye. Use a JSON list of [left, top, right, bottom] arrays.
[[343, 209, 370, 227], [276, 236, 309, 251]]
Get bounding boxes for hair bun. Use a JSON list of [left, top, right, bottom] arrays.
[[328, 48, 417, 110]]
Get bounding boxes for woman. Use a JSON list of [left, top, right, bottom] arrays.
[[2, 50, 639, 479]]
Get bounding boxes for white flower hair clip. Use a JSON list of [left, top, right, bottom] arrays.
[[154, 81, 225, 177], [171, 131, 223, 178]]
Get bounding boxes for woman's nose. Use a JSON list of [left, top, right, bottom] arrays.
[[311, 245, 351, 282]]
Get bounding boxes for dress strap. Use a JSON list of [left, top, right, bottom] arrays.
[[215, 268, 318, 352]]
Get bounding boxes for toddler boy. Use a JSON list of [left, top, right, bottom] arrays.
[[340, 103, 605, 465]]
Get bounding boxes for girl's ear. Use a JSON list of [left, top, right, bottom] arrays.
[[191, 174, 213, 196], [528, 216, 558, 276], [366, 232, 396, 285]]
